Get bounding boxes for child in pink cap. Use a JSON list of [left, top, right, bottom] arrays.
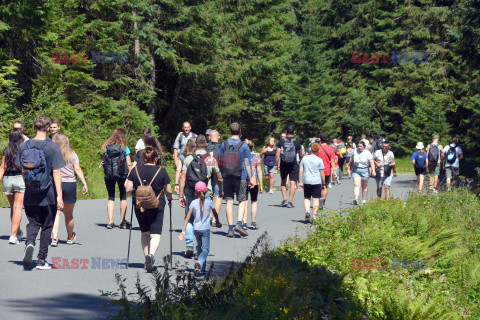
[[179, 181, 222, 276]]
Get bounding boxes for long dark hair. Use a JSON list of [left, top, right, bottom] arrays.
[[4, 129, 24, 172]]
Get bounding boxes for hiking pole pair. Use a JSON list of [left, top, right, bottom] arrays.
[[126, 196, 135, 269], [168, 199, 173, 270]]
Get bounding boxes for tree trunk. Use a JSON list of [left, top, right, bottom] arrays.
[[161, 74, 183, 128]]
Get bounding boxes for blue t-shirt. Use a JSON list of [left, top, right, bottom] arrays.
[[218, 138, 252, 180], [412, 150, 427, 167], [189, 198, 215, 231]]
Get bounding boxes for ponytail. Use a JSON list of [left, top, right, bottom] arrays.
[[199, 191, 205, 213]]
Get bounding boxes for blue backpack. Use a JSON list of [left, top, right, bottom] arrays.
[[415, 151, 427, 169], [20, 139, 52, 193]]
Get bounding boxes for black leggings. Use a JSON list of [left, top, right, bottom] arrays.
[[105, 178, 127, 201]]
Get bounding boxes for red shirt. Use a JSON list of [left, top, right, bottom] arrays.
[[316, 144, 335, 176]]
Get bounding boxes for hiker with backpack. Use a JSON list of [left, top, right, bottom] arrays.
[[205, 130, 223, 224], [101, 128, 132, 229], [17, 115, 65, 270], [125, 146, 173, 272], [443, 137, 463, 190], [132, 134, 165, 168], [412, 142, 429, 192], [179, 181, 222, 276], [173, 122, 197, 165], [337, 139, 347, 180], [174, 137, 197, 195], [373, 140, 397, 200], [345, 141, 355, 178], [260, 137, 277, 194], [314, 133, 336, 209], [349, 140, 376, 205], [218, 122, 252, 238], [50, 133, 88, 247], [0, 129, 26, 244], [179, 135, 223, 257], [298, 142, 325, 222], [275, 125, 303, 208], [242, 140, 262, 230], [426, 135, 443, 193]]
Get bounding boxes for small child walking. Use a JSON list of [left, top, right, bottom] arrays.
[[179, 181, 221, 276]]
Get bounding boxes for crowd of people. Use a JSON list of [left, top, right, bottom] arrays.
[[0, 116, 464, 275]]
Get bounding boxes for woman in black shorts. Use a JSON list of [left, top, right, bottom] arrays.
[[51, 133, 88, 246], [102, 128, 132, 229], [126, 146, 173, 272], [260, 137, 276, 194], [242, 140, 262, 230]]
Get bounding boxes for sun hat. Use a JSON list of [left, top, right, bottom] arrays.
[[415, 142, 425, 150], [195, 181, 208, 194]]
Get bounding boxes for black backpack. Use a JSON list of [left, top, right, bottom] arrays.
[[206, 142, 220, 159], [104, 144, 127, 180], [428, 144, 439, 163], [280, 138, 297, 164], [372, 140, 383, 153], [186, 154, 208, 190], [445, 145, 457, 164], [220, 141, 244, 179]]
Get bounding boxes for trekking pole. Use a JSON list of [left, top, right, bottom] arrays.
[[126, 196, 134, 269], [168, 199, 173, 270]]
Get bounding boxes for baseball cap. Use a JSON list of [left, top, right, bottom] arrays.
[[195, 181, 208, 194], [205, 129, 212, 135], [433, 134, 439, 139], [319, 133, 328, 142]]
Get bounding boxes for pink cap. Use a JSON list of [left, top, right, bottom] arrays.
[[195, 181, 208, 194]]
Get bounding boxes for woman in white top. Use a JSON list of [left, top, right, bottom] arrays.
[[348, 141, 376, 205], [51, 133, 88, 246]]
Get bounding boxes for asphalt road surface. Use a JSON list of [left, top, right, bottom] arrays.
[[0, 174, 417, 320]]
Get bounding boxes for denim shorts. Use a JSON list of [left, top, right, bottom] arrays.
[[264, 164, 276, 175], [352, 166, 370, 181], [211, 176, 220, 197], [3, 175, 25, 195]]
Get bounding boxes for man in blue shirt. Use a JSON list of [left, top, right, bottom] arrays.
[[218, 122, 252, 238]]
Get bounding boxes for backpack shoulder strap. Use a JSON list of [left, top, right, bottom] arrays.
[[26, 140, 33, 149], [320, 145, 331, 161], [148, 167, 162, 186], [234, 141, 244, 151], [135, 166, 143, 186], [39, 138, 51, 150], [223, 141, 230, 151]]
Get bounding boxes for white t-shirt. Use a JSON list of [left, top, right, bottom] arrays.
[[373, 150, 395, 177], [135, 138, 145, 151], [443, 144, 462, 168], [353, 149, 373, 168]]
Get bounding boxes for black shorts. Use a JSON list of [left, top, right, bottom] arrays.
[[324, 175, 332, 185], [280, 162, 299, 182], [223, 178, 247, 202], [105, 178, 127, 201], [415, 167, 427, 176], [135, 205, 165, 234], [304, 184, 322, 199], [62, 182, 77, 204], [246, 185, 259, 202]]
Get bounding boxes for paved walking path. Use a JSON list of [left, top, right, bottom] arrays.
[[0, 174, 417, 319]]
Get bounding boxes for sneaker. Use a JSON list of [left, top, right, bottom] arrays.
[[227, 229, 234, 238], [322, 204, 326, 210], [353, 199, 358, 206], [106, 222, 115, 229], [194, 262, 201, 277], [242, 223, 248, 231], [429, 186, 434, 190], [305, 213, 311, 222], [66, 232, 76, 245], [433, 188, 439, 194], [194, 252, 199, 260], [185, 246, 194, 258], [23, 244, 34, 269], [287, 202, 294, 208], [145, 254, 155, 273], [119, 221, 131, 229], [280, 200, 288, 207], [328, 183, 332, 189], [36, 259, 51, 270], [16, 229, 23, 241], [362, 200, 366, 205], [269, 189, 274, 194], [250, 222, 259, 230], [9, 236, 19, 244], [234, 225, 248, 237], [51, 238, 59, 247]]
